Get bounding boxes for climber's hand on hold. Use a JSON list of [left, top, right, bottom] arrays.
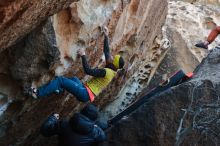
[[103, 26, 109, 36], [77, 48, 86, 57]]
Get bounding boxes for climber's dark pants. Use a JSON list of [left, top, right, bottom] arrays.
[[37, 76, 89, 102]]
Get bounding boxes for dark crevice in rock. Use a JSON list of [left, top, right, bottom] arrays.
[[7, 19, 60, 87]]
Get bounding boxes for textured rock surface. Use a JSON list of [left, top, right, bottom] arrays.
[[0, 0, 79, 51], [0, 0, 168, 145], [8, 19, 60, 87], [176, 0, 220, 5], [100, 1, 220, 145], [100, 0, 220, 120], [102, 48, 220, 146], [100, 37, 171, 120], [0, 0, 220, 145], [166, 1, 220, 61], [146, 29, 199, 91]]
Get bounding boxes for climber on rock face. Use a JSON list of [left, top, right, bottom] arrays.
[[28, 26, 125, 102], [195, 26, 220, 49], [41, 104, 108, 146]]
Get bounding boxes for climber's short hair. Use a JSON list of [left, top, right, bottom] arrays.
[[119, 56, 125, 69]]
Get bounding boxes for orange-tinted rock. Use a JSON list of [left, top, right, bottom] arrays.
[[0, 0, 79, 51], [0, 0, 168, 145]]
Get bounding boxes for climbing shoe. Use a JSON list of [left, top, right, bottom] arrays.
[[195, 41, 209, 49], [26, 87, 38, 99]]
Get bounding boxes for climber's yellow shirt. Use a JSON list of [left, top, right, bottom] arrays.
[[86, 68, 116, 96]]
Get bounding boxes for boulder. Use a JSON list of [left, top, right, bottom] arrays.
[[0, 0, 79, 51], [8, 19, 60, 87], [102, 48, 220, 146], [0, 0, 168, 145]]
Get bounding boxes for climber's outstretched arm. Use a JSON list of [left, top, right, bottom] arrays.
[[77, 49, 106, 77], [103, 27, 113, 65], [104, 34, 111, 62]]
